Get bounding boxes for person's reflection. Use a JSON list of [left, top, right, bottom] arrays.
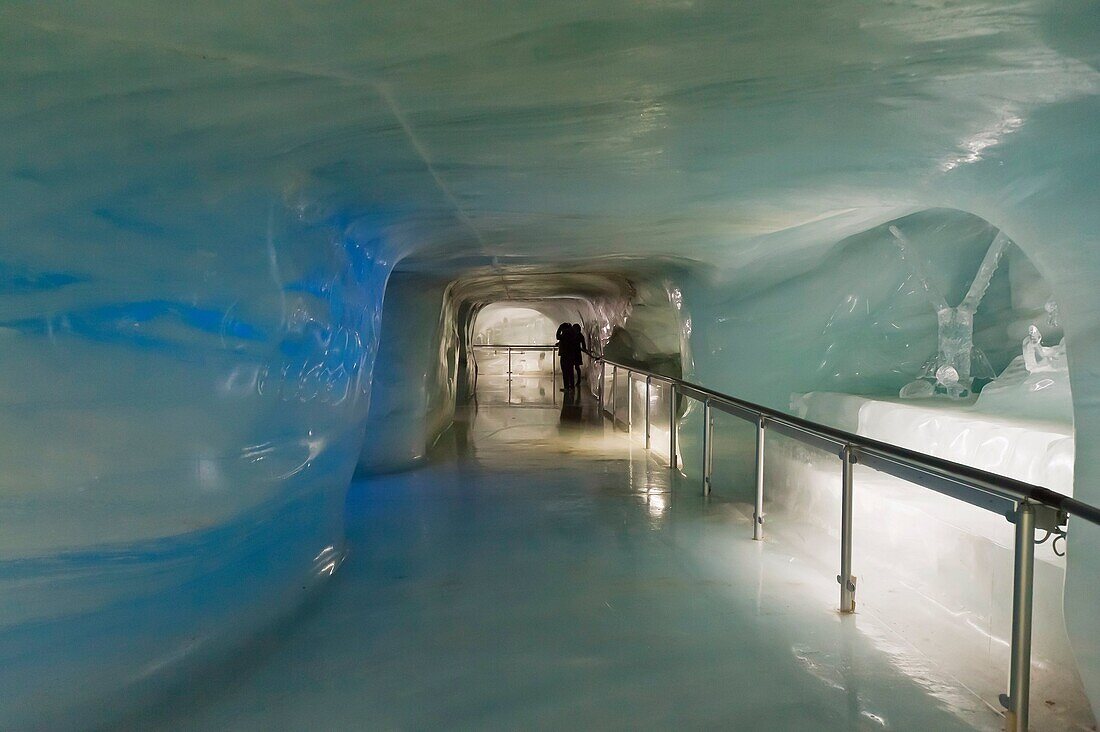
[[453, 412, 471, 457], [559, 383, 583, 424]]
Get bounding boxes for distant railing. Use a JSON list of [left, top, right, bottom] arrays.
[[470, 345, 560, 404], [595, 356, 1098, 732], [470, 344, 559, 380]]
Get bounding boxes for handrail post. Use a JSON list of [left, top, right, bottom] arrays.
[[508, 348, 512, 380], [627, 371, 633, 434], [839, 445, 856, 613], [754, 415, 766, 541], [645, 376, 651, 450], [1006, 501, 1036, 732], [669, 384, 678, 471], [552, 347, 557, 384], [703, 399, 713, 496], [597, 360, 604, 412], [611, 366, 617, 425]]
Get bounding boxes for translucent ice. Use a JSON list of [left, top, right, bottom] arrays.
[[978, 329, 1073, 424], [1023, 325, 1060, 374], [3, 1, 1100, 726], [893, 226, 1009, 399]]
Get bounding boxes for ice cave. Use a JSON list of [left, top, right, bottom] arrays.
[[1, 2, 1099, 730]]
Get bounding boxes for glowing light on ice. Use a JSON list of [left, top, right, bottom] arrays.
[[940, 110, 1025, 172]]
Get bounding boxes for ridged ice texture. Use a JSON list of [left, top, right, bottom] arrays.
[[0, 195, 392, 726], [2, 0, 1100, 724]]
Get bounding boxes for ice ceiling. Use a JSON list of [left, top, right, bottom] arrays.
[[4, 1, 1097, 267], [2, 0, 1100, 726]]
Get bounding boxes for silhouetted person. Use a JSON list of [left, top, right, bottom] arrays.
[[571, 323, 587, 386], [557, 323, 576, 390]]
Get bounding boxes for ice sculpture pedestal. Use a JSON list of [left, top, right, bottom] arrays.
[[791, 392, 1074, 498]]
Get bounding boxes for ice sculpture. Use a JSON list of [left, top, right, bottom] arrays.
[[977, 325, 1073, 424], [1024, 325, 1058, 373], [893, 226, 1009, 399]]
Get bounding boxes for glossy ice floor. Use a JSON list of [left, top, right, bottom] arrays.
[[127, 375, 1010, 730]]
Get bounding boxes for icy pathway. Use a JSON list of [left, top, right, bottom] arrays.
[[127, 376, 1001, 730]]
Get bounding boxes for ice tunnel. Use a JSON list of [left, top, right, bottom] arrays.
[[2, 2, 1100, 729]]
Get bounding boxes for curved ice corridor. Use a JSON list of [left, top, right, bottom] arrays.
[[2, 2, 1100, 729]]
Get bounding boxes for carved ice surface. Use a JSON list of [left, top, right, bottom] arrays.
[[979, 330, 1073, 424], [2, 0, 1100, 727], [0, 198, 395, 727]]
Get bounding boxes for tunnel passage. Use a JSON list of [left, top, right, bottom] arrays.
[[1, 184, 1092, 729], [367, 209, 1075, 482], [468, 304, 562, 403], [3, 1, 1100, 725], [472, 303, 558, 346], [354, 208, 1089, 729]]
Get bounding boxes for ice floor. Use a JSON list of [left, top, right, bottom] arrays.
[[121, 374, 1015, 730]]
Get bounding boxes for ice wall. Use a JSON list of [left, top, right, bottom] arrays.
[[358, 271, 457, 474], [600, 279, 686, 380], [675, 210, 1040, 408], [0, 192, 392, 726]]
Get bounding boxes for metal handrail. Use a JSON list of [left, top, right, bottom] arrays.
[[471, 344, 559, 350], [594, 355, 1095, 732], [470, 345, 562, 404], [597, 357, 1096, 527]]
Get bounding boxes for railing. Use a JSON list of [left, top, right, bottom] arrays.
[[470, 344, 559, 380], [595, 357, 1099, 732], [470, 345, 561, 403]]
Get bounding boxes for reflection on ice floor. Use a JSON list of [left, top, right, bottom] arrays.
[[128, 376, 1021, 730], [473, 372, 564, 409]]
